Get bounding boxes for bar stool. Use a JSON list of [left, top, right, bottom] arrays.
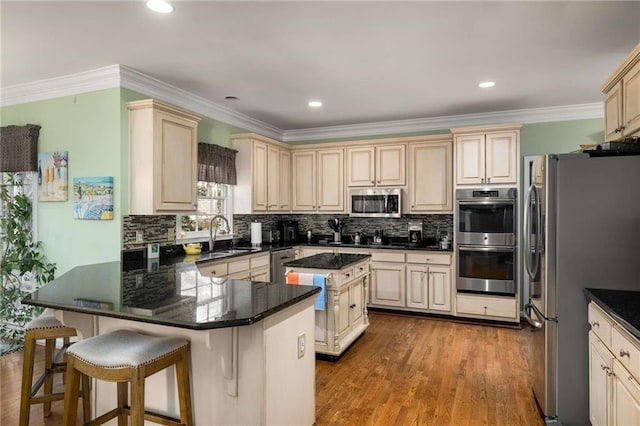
[[62, 329, 193, 426], [19, 309, 90, 425]]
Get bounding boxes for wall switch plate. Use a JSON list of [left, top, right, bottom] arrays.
[[135, 230, 144, 243], [297, 333, 306, 359], [167, 228, 175, 241]]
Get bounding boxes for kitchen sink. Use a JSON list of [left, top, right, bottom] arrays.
[[200, 247, 261, 261]]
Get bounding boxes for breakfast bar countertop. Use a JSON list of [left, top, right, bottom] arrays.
[[584, 288, 640, 340], [22, 261, 320, 330]]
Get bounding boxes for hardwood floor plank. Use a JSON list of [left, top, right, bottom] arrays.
[[2, 312, 544, 425]]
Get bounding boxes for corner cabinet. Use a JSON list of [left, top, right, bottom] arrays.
[[292, 148, 345, 213], [601, 42, 640, 142], [231, 133, 291, 214], [346, 144, 406, 187], [408, 136, 453, 212], [452, 124, 521, 186], [588, 301, 640, 426], [127, 99, 201, 214]]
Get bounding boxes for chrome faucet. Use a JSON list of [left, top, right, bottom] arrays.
[[209, 215, 230, 251]]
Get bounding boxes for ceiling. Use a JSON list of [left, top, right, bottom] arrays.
[[2, 1, 640, 136]]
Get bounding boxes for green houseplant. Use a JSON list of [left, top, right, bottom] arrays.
[[0, 172, 56, 349]]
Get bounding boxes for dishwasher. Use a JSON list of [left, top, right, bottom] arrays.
[[270, 248, 296, 284]]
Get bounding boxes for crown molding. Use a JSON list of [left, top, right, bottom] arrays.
[[1, 64, 603, 144], [281, 103, 604, 142]]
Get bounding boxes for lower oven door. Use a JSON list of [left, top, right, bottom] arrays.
[[457, 245, 516, 295]]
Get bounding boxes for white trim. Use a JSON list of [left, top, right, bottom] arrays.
[[0, 64, 603, 143]]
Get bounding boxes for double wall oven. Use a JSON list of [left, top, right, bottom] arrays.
[[456, 188, 517, 296]]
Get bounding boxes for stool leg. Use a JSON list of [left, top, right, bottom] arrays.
[[62, 357, 81, 426], [19, 331, 36, 426], [43, 337, 55, 416], [131, 370, 145, 426], [81, 374, 91, 423], [117, 381, 128, 426], [176, 347, 194, 426]]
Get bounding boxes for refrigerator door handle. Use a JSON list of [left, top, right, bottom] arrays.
[[524, 184, 535, 279], [524, 302, 543, 328]]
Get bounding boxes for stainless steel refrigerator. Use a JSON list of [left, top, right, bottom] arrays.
[[523, 153, 640, 425]]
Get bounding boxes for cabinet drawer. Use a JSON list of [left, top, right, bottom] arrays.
[[353, 262, 369, 279], [612, 326, 640, 380], [406, 252, 451, 265], [250, 254, 269, 269], [228, 259, 251, 274], [456, 294, 517, 319], [589, 303, 613, 347], [197, 262, 228, 277], [370, 251, 405, 263], [337, 267, 355, 284]]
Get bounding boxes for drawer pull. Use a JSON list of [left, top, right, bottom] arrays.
[[607, 370, 616, 377], [345, 273, 351, 278], [350, 304, 357, 309], [620, 349, 631, 358], [601, 364, 609, 371], [590, 320, 599, 328]]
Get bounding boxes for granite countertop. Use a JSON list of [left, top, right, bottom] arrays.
[[283, 253, 371, 270], [584, 288, 640, 341], [22, 261, 320, 330]]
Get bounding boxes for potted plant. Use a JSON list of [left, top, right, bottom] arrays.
[[0, 172, 56, 350]]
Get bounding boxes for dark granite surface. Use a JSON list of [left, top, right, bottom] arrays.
[[22, 261, 320, 330], [584, 288, 640, 341], [283, 253, 371, 270]]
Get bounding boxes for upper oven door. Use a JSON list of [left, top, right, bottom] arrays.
[[349, 188, 401, 218], [457, 199, 516, 245]]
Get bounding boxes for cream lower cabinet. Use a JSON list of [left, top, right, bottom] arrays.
[[369, 251, 406, 308], [286, 260, 369, 357], [127, 99, 201, 214], [589, 301, 640, 425], [406, 252, 452, 313], [292, 148, 345, 213], [455, 293, 518, 322], [197, 253, 270, 281]]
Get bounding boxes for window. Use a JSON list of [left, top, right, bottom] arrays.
[[177, 181, 233, 242]]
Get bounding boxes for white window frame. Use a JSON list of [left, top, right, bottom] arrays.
[[176, 181, 234, 244]]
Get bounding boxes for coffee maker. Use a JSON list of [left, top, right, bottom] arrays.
[[408, 220, 423, 245], [278, 220, 299, 242]]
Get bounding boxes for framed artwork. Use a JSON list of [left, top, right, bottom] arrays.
[[73, 176, 114, 220], [38, 151, 68, 201]]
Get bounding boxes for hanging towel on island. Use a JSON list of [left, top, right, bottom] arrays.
[[286, 272, 327, 311]]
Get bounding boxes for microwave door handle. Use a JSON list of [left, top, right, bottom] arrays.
[[458, 246, 515, 252]]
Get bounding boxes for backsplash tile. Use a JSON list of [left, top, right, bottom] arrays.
[[122, 215, 176, 250]]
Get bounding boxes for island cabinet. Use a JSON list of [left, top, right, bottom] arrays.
[[408, 136, 453, 212], [197, 252, 270, 281], [284, 253, 370, 357], [346, 143, 406, 187], [601, 42, 640, 142], [405, 253, 452, 313], [452, 124, 521, 186], [588, 301, 640, 426], [127, 99, 201, 214], [292, 148, 345, 213], [231, 133, 291, 214]]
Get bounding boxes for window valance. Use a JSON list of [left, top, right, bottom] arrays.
[[197, 143, 238, 185], [0, 124, 41, 172]]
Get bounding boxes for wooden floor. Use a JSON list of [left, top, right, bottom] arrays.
[[1, 312, 544, 426]]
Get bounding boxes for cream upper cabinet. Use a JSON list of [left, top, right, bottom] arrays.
[[601, 42, 640, 141], [231, 133, 291, 214], [453, 125, 520, 186], [347, 144, 406, 187], [408, 138, 452, 212], [128, 99, 201, 214], [292, 148, 344, 213]]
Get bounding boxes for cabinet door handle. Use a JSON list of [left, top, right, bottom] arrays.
[[487, 177, 491, 183], [607, 370, 616, 377], [350, 304, 357, 309], [377, 180, 381, 183], [371, 180, 375, 184], [620, 349, 630, 358], [345, 273, 351, 278], [590, 320, 600, 328]]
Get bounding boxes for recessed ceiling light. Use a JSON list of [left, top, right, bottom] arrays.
[[478, 81, 496, 88], [308, 101, 323, 108], [146, 0, 174, 14]]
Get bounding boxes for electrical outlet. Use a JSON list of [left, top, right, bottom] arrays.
[[135, 230, 144, 243], [297, 333, 306, 359], [167, 228, 175, 241]]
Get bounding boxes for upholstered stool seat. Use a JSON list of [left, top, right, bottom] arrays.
[[62, 329, 193, 426], [19, 309, 90, 425]]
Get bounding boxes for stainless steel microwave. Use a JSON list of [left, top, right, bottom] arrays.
[[349, 188, 402, 218]]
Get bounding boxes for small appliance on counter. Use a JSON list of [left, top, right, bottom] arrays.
[[262, 229, 280, 244], [408, 220, 423, 245], [372, 230, 384, 244], [278, 220, 299, 242]]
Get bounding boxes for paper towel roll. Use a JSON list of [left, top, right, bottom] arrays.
[[251, 222, 262, 247]]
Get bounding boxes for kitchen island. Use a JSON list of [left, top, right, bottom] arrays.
[[23, 261, 320, 425], [284, 253, 370, 359]]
